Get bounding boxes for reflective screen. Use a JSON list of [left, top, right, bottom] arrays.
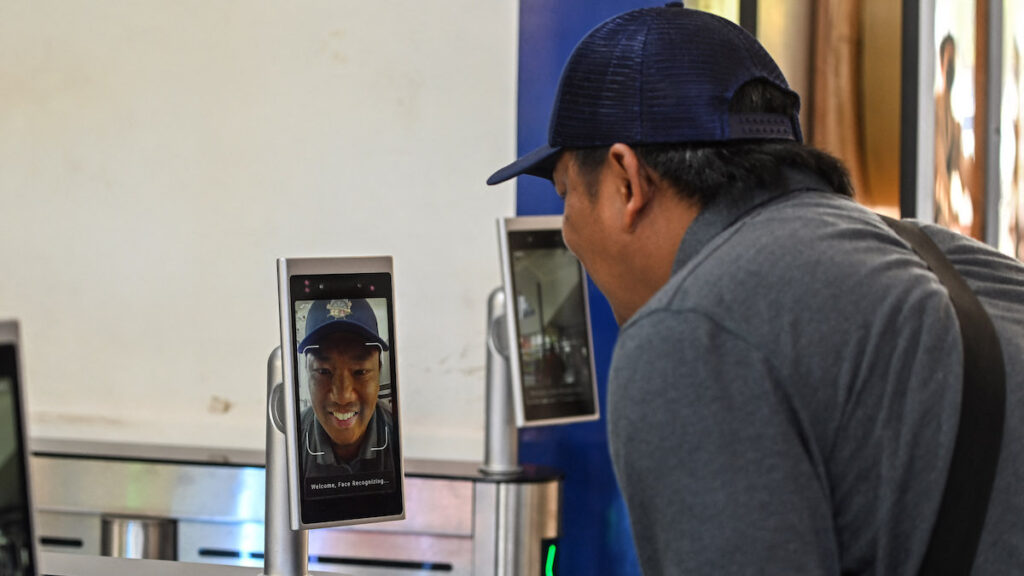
[[933, 0, 983, 239], [999, 0, 1024, 259], [0, 345, 34, 576], [509, 229, 597, 422]]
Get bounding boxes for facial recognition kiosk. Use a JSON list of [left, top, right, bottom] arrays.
[[498, 216, 599, 429], [484, 216, 599, 473], [277, 256, 405, 531], [263, 256, 407, 574], [477, 215, 599, 575]]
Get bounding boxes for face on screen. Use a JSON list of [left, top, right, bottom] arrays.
[[296, 297, 395, 478], [305, 332, 382, 462], [283, 270, 403, 527]]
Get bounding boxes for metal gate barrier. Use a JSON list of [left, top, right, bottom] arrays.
[[31, 439, 561, 576]]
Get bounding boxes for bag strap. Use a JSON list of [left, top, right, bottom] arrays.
[[881, 216, 1006, 576]]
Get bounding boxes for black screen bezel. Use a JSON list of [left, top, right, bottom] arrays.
[[0, 342, 37, 576], [507, 228, 598, 423], [287, 272, 404, 526]]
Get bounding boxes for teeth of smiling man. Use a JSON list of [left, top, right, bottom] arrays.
[[332, 410, 356, 420]]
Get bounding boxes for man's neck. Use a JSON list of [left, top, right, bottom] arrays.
[[332, 442, 361, 463], [614, 193, 699, 324]]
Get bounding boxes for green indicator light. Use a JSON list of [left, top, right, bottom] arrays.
[[545, 543, 557, 576]]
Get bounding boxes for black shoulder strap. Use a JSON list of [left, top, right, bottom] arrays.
[[881, 216, 1006, 576]]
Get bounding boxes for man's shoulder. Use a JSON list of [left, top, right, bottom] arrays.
[[620, 193, 965, 378], [300, 405, 316, 428], [649, 194, 903, 310], [629, 195, 854, 318], [377, 401, 393, 422]]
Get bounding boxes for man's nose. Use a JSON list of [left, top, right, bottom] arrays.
[[329, 373, 357, 402]]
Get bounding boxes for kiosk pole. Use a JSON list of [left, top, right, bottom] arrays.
[[262, 347, 310, 576], [481, 288, 522, 476]]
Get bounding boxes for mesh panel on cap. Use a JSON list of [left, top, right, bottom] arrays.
[[550, 6, 796, 147]]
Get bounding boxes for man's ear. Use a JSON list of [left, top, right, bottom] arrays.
[[607, 143, 653, 231]]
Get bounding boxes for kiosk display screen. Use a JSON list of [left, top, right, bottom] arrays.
[[500, 216, 599, 426], [0, 323, 36, 576], [278, 258, 404, 530], [933, 0, 983, 240]]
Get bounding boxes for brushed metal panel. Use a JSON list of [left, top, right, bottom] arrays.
[[524, 479, 560, 540], [35, 510, 102, 555], [101, 516, 177, 560], [350, 477, 472, 536], [32, 456, 473, 537], [175, 520, 474, 575], [31, 457, 266, 523], [310, 531, 473, 575], [472, 482, 498, 576], [175, 520, 269, 569], [473, 479, 561, 576]]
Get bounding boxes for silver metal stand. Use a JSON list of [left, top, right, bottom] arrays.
[[480, 288, 522, 476], [261, 347, 311, 576]]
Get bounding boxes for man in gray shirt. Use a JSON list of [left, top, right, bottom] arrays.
[[488, 5, 1024, 574]]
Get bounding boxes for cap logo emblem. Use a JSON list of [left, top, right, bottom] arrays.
[[326, 299, 353, 319]]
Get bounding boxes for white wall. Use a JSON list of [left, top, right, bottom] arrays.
[[0, 1, 519, 462]]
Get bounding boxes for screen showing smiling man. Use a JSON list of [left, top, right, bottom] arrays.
[[298, 298, 394, 478]]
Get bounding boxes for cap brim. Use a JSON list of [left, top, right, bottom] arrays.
[[299, 321, 390, 354], [486, 145, 563, 185]]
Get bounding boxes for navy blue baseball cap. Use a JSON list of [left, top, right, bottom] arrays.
[[299, 298, 389, 354], [487, 2, 802, 185]]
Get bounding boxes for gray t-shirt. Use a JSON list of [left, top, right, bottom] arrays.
[[608, 170, 1024, 575]]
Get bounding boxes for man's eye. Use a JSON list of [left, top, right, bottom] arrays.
[[353, 369, 369, 377], [314, 369, 332, 376]]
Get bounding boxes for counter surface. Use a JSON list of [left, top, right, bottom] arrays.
[[31, 437, 562, 483]]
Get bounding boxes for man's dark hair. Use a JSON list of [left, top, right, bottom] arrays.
[[939, 34, 956, 61], [939, 34, 956, 90], [572, 81, 853, 208]]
